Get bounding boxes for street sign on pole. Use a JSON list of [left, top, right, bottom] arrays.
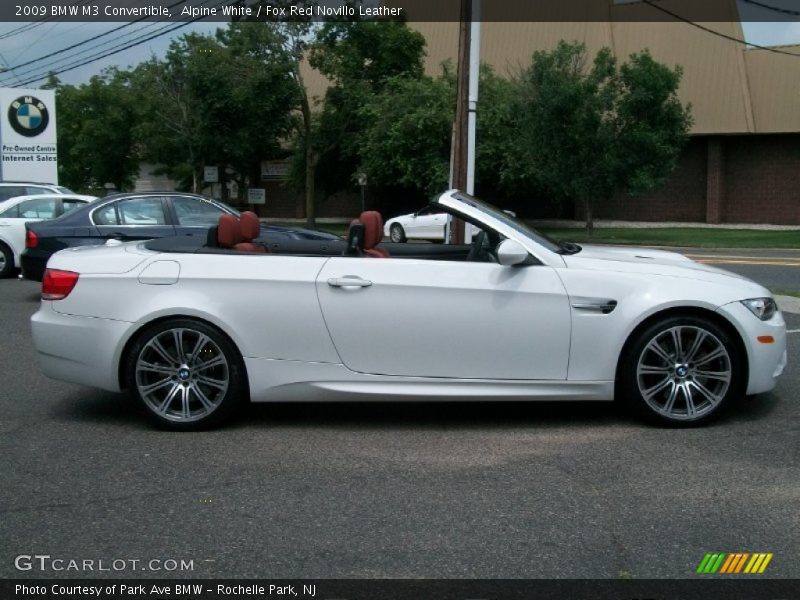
[[357, 172, 367, 212], [247, 188, 266, 205], [203, 166, 219, 183]]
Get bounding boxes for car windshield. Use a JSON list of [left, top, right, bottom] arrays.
[[450, 191, 563, 253]]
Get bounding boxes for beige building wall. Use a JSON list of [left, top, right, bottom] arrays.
[[302, 0, 800, 136], [744, 45, 800, 133], [410, 20, 780, 136]]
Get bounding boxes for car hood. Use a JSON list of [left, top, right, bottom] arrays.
[[563, 244, 755, 283]]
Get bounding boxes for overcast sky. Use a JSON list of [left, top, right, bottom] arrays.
[[0, 15, 798, 88]]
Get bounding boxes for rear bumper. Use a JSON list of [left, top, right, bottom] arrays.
[[31, 303, 133, 392], [20, 250, 47, 281]]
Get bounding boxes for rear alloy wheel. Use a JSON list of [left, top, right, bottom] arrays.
[[0, 243, 13, 278], [621, 316, 742, 426], [126, 319, 245, 430], [389, 223, 406, 243]]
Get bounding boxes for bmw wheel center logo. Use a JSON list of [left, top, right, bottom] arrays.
[[8, 95, 50, 137]]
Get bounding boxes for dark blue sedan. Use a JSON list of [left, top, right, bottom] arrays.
[[20, 192, 340, 281]]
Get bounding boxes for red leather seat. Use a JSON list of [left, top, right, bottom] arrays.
[[358, 211, 390, 258], [234, 211, 267, 253], [217, 214, 242, 248]]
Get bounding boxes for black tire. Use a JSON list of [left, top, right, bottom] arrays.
[[125, 318, 247, 430], [389, 223, 406, 243], [618, 315, 743, 427], [0, 242, 13, 278]]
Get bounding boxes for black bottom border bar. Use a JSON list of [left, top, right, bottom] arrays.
[[3, 579, 799, 600]]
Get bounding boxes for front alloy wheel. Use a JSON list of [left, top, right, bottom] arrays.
[[0, 243, 13, 278], [389, 223, 406, 243], [127, 319, 245, 429], [622, 316, 742, 426]]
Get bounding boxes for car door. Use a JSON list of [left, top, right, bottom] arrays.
[[407, 207, 446, 239], [93, 196, 174, 241], [168, 195, 231, 238], [315, 256, 571, 380]]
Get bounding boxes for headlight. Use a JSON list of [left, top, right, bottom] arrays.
[[741, 297, 778, 321]]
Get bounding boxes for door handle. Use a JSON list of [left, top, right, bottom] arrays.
[[327, 277, 372, 288], [107, 232, 129, 240]]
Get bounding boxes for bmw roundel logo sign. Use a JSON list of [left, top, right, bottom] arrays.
[[8, 95, 50, 137]]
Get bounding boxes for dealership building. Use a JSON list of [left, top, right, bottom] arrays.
[[284, 0, 800, 225], [417, 15, 800, 225]]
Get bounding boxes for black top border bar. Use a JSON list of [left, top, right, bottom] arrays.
[[1, 0, 799, 23]]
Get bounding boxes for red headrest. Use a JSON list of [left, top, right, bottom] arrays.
[[240, 211, 260, 241], [217, 214, 241, 248], [359, 211, 384, 250]]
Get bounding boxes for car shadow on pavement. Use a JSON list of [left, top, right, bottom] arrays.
[[719, 392, 781, 424], [51, 389, 780, 431], [51, 389, 143, 426], [241, 400, 634, 431], [52, 389, 635, 430]]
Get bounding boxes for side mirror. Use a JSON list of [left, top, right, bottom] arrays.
[[496, 239, 529, 266]]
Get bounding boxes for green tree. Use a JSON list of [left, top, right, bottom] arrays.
[[504, 41, 692, 234], [238, 1, 323, 226], [133, 26, 297, 197], [358, 72, 454, 195], [356, 63, 515, 197], [306, 19, 427, 204], [51, 69, 140, 192]]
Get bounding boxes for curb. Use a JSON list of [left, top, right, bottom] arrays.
[[775, 295, 800, 315]]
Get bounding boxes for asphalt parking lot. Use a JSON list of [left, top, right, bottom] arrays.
[[0, 273, 798, 580]]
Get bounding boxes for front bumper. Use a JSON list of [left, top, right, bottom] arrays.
[[31, 302, 134, 392], [717, 301, 787, 395]]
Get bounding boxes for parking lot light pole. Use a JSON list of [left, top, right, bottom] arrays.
[[357, 172, 367, 213]]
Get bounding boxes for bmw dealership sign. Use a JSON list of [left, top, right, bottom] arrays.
[[0, 88, 58, 184]]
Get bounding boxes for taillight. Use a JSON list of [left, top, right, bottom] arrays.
[[25, 229, 38, 249], [42, 269, 79, 301]]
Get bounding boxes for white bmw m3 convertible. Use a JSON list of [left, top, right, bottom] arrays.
[[31, 190, 786, 430]]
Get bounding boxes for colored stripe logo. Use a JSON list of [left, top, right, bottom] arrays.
[[697, 552, 773, 574]]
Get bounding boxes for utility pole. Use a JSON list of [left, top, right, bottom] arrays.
[[448, 0, 479, 244], [448, 0, 471, 245]]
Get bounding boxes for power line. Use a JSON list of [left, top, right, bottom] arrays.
[[0, 0, 188, 73], [740, 0, 800, 18], [0, 1, 90, 41], [16, 0, 234, 86], [4, 0, 217, 85], [642, 0, 800, 57], [0, 22, 167, 86], [0, 52, 23, 84], [16, 22, 189, 85]]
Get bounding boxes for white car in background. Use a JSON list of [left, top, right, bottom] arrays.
[[0, 181, 74, 202], [30, 190, 786, 430], [0, 193, 96, 277], [383, 206, 477, 242]]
